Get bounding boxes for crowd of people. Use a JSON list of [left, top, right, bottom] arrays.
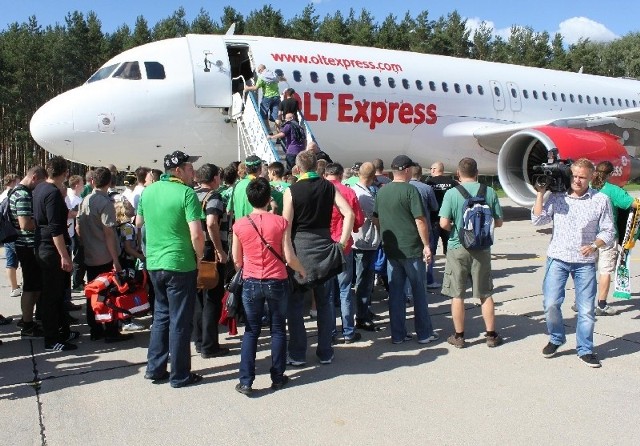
[[0, 145, 625, 385]]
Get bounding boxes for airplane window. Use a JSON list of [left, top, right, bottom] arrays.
[[542, 92, 548, 101], [429, 81, 436, 91], [570, 94, 575, 103], [602, 97, 607, 106], [561, 93, 566, 102], [343, 74, 351, 86], [618, 98, 622, 106], [402, 79, 410, 90], [578, 94, 583, 103], [87, 63, 119, 83], [454, 83, 461, 93], [374, 76, 381, 87], [416, 80, 423, 91], [533, 90, 538, 99], [359, 75, 366, 86], [626, 99, 630, 107], [145, 62, 165, 80], [327, 73, 335, 84], [586, 95, 591, 104], [310, 72, 318, 83], [511, 88, 517, 98], [293, 71, 302, 82], [494, 86, 501, 97], [634, 100, 638, 107], [466, 84, 473, 94], [523, 90, 529, 99], [442, 82, 449, 92], [478, 85, 484, 95], [610, 97, 614, 106], [594, 96, 599, 105], [113, 62, 141, 80], [552, 92, 557, 101], [388, 78, 396, 88]]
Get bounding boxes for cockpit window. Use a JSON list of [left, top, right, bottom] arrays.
[[113, 62, 142, 80], [145, 62, 166, 80], [87, 63, 119, 83]]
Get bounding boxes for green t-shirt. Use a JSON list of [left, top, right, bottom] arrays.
[[229, 177, 254, 219], [599, 182, 634, 236], [81, 184, 93, 198], [256, 77, 280, 98], [374, 182, 425, 259], [342, 176, 359, 187], [137, 176, 204, 272], [439, 181, 503, 251], [269, 181, 290, 216]]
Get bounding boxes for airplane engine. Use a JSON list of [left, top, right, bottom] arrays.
[[497, 125, 638, 206]]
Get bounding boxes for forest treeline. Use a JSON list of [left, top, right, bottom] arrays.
[[2, 4, 640, 177]]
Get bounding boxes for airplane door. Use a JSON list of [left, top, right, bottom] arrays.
[[186, 34, 231, 107], [489, 80, 505, 111], [506, 82, 522, 112]]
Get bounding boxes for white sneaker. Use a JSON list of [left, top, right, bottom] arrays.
[[418, 333, 440, 344], [10, 288, 22, 297], [426, 282, 442, 289], [122, 321, 145, 331], [286, 354, 306, 367]]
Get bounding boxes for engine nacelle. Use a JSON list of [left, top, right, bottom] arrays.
[[497, 126, 635, 206]]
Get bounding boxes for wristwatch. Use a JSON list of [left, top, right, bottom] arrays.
[[590, 242, 598, 251]]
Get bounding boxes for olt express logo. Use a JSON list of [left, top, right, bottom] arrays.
[[296, 92, 438, 130]]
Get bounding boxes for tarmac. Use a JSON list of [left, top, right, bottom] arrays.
[[1, 196, 640, 446]]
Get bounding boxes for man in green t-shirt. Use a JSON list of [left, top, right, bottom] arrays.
[[374, 154, 437, 345], [244, 64, 283, 133], [439, 157, 503, 349], [268, 161, 290, 215], [229, 155, 280, 218], [136, 150, 205, 388]]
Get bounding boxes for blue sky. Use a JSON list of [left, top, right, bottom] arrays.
[[1, 1, 637, 45]]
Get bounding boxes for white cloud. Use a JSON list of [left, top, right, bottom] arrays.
[[557, 17, 618, 45], [465, 17, 515, 41]]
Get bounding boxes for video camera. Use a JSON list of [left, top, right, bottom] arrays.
[[532, 148, 573, 193]]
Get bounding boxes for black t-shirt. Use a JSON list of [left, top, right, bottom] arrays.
[[279, 97, 300, 117], [289, 177, 335, 234], [32, 182, 70, 245], [426, 175, 458, 222]]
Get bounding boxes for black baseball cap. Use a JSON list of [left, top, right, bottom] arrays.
[[164, 150, 200, 169], [390, 155, 416, 171]]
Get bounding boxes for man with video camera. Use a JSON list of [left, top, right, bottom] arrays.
[[532, 158, 615, 368]]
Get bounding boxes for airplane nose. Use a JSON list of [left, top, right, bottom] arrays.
[[30, 95, 74, 159]]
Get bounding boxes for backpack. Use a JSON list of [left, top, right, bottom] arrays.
[[0, 188, 20, 244], [456, 184, 494, 250], [287, 120, 306, 144]]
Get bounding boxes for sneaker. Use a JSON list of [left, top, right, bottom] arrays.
[[319, 354, 334, 365], [392, 334, 413, 345], [418, 333, 440, 344], [0, 315, 13, 325], [426, 282, 442, 289], [337, 332, 362, 344], [542, 342, 560, 358], [21, 323, 44, 339], [235, 383, 253, 396], [486, 333, 504, 348], [570, 304, 577, 312], [122, 321, 145, 331], [286, 355, 306, 367], [271, 375, 289, 391], [579, 353, 602, 368], [10, 288, 22, 297], [595, 305, 618, 316], [65, 301, 82, 312], [45, 342, 78, 352], [447, 334, 466, 349]]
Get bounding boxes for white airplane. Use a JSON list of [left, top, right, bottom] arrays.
[[30, 32, 640, 206]]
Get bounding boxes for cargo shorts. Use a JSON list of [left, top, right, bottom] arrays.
[[441, 247, 493, 299]]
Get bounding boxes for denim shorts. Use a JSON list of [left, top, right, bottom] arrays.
[[441, 247, 493, 299], [4, 242, 18, 269]]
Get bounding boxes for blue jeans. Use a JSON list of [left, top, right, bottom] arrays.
[[260, 96, 281, 122], [239, 278, 289, 387], [387, 257, 435, 342], [330, 250, 356, 338], [287, 280, 333, 362], [354, 249, 376, 322], [147, 269, 197, 387], [542, 258, 596, 356], [427, 222, 439, 284]]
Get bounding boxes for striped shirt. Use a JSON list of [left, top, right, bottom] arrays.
[[531, 188, 615, 263], [8, 186, 35, 248]]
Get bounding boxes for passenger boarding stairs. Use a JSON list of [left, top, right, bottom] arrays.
[[230, 79, 316, 165]]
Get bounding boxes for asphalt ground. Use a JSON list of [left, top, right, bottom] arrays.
[[1, 197, 639, 446]]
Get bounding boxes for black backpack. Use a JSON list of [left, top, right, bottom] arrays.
[[0, 188, 20, 244]]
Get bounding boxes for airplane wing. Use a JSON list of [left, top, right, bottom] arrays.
[[473, 108, 640, 154]]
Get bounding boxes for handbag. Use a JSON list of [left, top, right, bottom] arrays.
[[246, 215, 300, 292], [197, 260, 219, 289], [226, 267, 244, 295]]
